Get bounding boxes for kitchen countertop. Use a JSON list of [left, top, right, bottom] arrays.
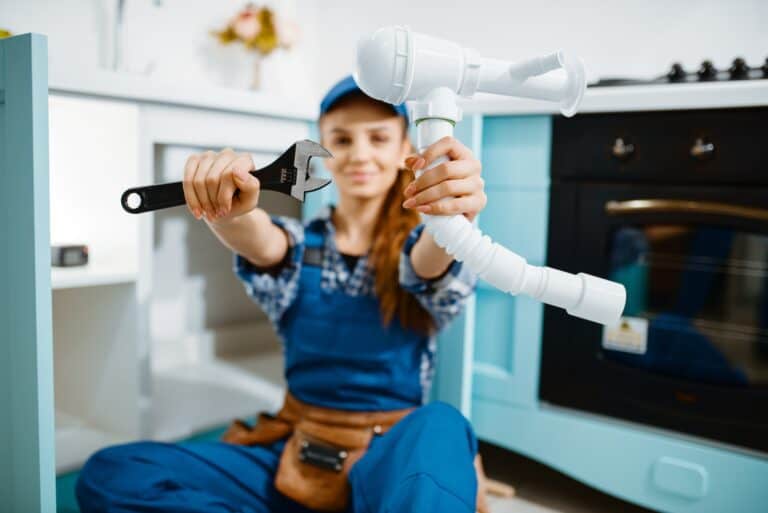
[[49, 63, 318, 121], [462, 80, 768, 116], [49, 62, 768, 120]]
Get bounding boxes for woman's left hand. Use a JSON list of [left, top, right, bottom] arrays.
[[402, 136, 487, 222]]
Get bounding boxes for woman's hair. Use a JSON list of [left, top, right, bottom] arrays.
[[370, 163, 435, 336], [323, 93, 436, 336]]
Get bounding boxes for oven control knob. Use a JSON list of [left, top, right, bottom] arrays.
[[697, 60, 717, 81], [729, 57, 749, 79], [667, 62, 686, 82], [611, 138, 635, 160]]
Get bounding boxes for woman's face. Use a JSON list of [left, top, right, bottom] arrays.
[[320, 95, 410, 201]]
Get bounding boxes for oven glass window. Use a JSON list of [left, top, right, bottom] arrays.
[[605, 225, 768, 388]]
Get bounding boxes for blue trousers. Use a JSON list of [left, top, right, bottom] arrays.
[[76, 402, 479, 513]]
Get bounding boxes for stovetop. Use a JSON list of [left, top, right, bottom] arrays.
[[591, 57, 768, 87]]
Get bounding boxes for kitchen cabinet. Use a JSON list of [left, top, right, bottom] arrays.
[[1, 33, 56, 513], [46, 95, 311, 478], [466, 113, 768, 513]]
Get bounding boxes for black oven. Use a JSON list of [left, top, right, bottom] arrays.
[[540, 107, 768, 453]]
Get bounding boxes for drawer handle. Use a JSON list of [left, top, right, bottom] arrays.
[[690, 138, 715, 160], [611, 138, 635, 160]]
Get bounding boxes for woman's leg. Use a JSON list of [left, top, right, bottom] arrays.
[[76, 439, 314, 513], [349, 401, 478, 513]]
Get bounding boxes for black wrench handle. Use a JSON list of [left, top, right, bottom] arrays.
[[121, 164, 295, 214], [121, 181, 186, 214]]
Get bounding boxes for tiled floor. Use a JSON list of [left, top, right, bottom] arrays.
[[479, 442, 655, 513]]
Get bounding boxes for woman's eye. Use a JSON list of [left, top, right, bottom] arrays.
[[372, 135, 390, 144], [332, 137, 351, 146]]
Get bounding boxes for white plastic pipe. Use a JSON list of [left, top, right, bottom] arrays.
[[355, 26, 626, 325]]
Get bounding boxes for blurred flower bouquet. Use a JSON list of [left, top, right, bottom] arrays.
[[212, 3, 299, 90]]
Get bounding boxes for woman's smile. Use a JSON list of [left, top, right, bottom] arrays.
[[346, 169, 378, 183]]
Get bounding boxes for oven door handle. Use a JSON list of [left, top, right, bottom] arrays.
[[605, 199, 768, 224]]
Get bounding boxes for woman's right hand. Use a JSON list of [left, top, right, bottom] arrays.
[[182, 148, 261, 222]]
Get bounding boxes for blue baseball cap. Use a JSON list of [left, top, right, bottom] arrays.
[[320, 75, 409, 124]]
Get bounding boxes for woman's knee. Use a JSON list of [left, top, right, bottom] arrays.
[[76, 442, 167, 494], [81, 441, 160, 470], [402, 402, 477, 451], [409, 402, 471, 431]]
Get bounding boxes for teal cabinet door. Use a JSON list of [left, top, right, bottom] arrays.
[[0, 34, 56, 511], [472, 115, 551, 408]]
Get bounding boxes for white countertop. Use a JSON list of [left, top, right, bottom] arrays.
[[49, 63, 318, 121], [462, 80, 768, 116], [50, 63, 768, 120]]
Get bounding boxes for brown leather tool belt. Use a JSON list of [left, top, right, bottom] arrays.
[[221, 391, 415, 512]]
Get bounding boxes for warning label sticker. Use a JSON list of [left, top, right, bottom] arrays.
[[602, 316, 648, 354]]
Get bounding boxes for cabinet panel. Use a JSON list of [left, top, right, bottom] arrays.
[[481, 188, 549, 266], [481, 115, 551, 188], [474, 288, 514, 369], [0, 33, 55, 512], [473, 294, 544, 406], [473, 397, 768, 513], [472, 116, 551, 408]]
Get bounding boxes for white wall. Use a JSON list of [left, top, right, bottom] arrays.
[[304, 0, 768, 97], [2, 0, 766, 103], [0, 0, 317, 96]]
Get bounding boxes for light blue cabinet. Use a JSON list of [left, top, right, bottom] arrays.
[[472, 116, 551, 408], [0, 33, 56, 512], [466, 114, 768, 513]]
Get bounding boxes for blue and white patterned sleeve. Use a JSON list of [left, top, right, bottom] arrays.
[[233, 215, 305, 326], [399, 224, 478, 330]]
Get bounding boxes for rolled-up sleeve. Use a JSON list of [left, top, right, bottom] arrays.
[[234, 215, 305, 326], [399, 224, 478, 330]]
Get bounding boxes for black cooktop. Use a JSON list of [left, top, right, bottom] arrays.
[[591, 57, 768, 87]]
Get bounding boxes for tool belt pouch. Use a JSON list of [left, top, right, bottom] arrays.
[[221, 413, 292, 445], [221, 394, 412, 512], [276, 418, 373, 512]]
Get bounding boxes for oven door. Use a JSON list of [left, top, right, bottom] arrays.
[[541, 183, 768, 453]]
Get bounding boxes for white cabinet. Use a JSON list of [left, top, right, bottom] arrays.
[[50, 92, 311, 473], [50, 95, 142, 473], [49, 95, 139, 289]]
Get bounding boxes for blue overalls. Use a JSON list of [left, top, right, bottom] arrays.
[[76, 221, 479, 513]]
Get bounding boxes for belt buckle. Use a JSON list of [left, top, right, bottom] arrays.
[[298, 439, 348, 472]]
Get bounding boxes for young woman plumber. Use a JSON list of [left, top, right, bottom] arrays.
[[77, 75, 490, 513]]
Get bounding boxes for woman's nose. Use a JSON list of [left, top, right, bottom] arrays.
[[349, 139, 372, 162]]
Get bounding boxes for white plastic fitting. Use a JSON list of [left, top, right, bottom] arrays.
[[356, 26, 626, 325], [355, 25, 586, 118]]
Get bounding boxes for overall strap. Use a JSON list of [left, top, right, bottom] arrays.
[[303, 220, 325, 267]]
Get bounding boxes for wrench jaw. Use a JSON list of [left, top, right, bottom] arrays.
[[304, 176, 332, 193], [290, 139, 333, 202]]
